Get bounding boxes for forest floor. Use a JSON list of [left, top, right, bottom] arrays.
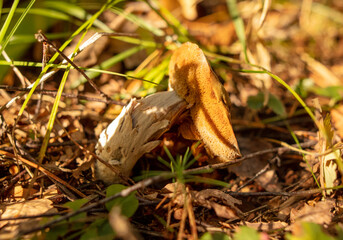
[[1, 0, 343, 239]]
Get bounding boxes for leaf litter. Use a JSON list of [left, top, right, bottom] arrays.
[[0, 0, 343, 239]]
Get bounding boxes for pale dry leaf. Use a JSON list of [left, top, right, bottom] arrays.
[[245, 221, 288, 231], [302, 53, 341, 87], [290, 200, 335, 225], [246, 42, 272, 89], [210, 202, 239, 219], [73, 156, 95, 179], [255, 169, 281, 192], [323, 150, 339, 194], [331, 105, 343, 139], [185, 21, 236, 48], [177, 0, 198, 20], [109, 206, 139, 240], [0, 199, 56, 239], [162, 182, 186, 206], [257, 0, 272, 30], [194, 189, 243, 219]]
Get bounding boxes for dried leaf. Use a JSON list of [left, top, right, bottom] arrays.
[[331, 105, 343, 139], [323, 150, 339, 195], [290, 200, 335, 225], [0, 199, 56, 239], [194, 189, 243, 219], [177, 0, 198, 20], [245, 221, 287, 231], [109, 206, 139, 240]]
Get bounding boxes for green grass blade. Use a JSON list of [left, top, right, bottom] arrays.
[[312, 2, 343, 25], [71, 45, 145, 88], [183, 147, 190, 167], [286, 123, 321, 188], [226, 0, 249, 63], [1, 0, 35, 53], [42, 1, 112, 31], [0, 0, 3, 18], [184, 156, 198, 170], [0, 60, 42, 67], [38, 66, 71, 160], [142, 56, 169, 89], [226, 64, 320, 131], [144, 0, 189, 41], [157, 156, 172, 169], [1, 7, 71, 21], [0, 0, 20, 50], [163, 145, 175, 164], [0, 60, 159, 86], [186, 176, 230, 188], [111, 35, 160, 48], [111, 6, 165, 36]]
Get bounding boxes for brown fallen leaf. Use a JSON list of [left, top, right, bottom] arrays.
[[229, 137, 281, 192], [245, 221, 288, 231], [331, 105, 343, 139], [108, 206, 140, 240], [290, 200, 335, 225], [194, 189, 243, 219], [0, 199, 56, 239], [169, 42, 241, 163]]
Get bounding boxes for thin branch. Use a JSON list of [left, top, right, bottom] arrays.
[[0, 85, 125, 105], [185, 140, 317, 174], [228, 189, 322, 197]]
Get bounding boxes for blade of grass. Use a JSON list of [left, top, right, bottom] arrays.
[[42, 1, 112, 31], [144, 0, 189, 42], [142, 56, 169, 89], [186, 176, 230, 188], [0, 0, 3, 18], [0, 60, 159, 86], [111, 6, 165, 37], [226, 0, 249, 63], [111, 35, 159, 47], [0, 0, 20, 50], [38, 65, 71, 160], [312, 2, 343, 25], [243, 67, 320, 130], [0, 0, 35, 53], [71, 45, 145, 88], [1, 7, 71, 21], [286, 123, 321, 188]]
